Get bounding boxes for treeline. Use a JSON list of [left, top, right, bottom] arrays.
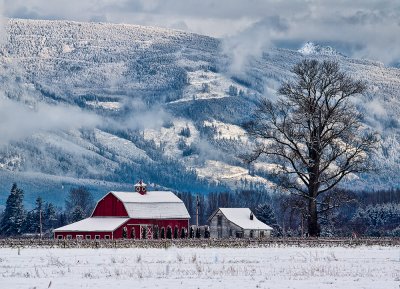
[[1, 183, 399, 238], [0, 183, 95, 238], [177, 189, 400, 237]]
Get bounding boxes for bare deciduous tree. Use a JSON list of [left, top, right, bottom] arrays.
[[245, 59, 377, 236]]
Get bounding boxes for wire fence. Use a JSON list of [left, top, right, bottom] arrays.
[[0, 237, 398, 249]]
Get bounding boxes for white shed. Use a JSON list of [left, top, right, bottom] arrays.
[[208, 208, 273, 238]]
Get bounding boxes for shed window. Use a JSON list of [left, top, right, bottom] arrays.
[[217, 215, 222, 226], [250, 230, 254, 238], [260, 231, 265, 238]]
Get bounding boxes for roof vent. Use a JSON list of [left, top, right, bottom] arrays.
[[250, 212, 254, 220], [134, 180, 147, 195]]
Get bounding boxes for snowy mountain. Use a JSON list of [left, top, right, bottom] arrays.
[[298, 41, 343, 57], [0, 19, 399, 206]]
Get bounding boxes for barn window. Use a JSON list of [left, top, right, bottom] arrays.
[[180, 227, 186, 239], [95, 235, 100, 239], [86, 235, 91, 240], [166, 226, 172, 239], [161, 227, 165, 239], [153, 225, 159, 239], [57, 235, 63, 240], [141, 226, 147, 239], [130, 228, 135, 239], [174, 226, 179, 239], [105, 235, 110, 239], [236, 231, 243, 238], [76, 235, 83, 240], [217, 215, 222, 226], [67, 235, 72, 240]]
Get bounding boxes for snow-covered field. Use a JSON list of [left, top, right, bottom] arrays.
[[0, 246, 398, 289]]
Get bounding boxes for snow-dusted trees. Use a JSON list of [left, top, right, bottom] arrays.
[[246, 59, 377, 236], [0, 183, 25, 236], [254, 203, 282, 236], [352, 203, 400, 236], [65, 186, 95, 222]]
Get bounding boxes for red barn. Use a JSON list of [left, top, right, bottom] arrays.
[[54, 181, 190, 240]]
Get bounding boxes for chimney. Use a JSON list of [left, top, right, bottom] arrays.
[[250, 212, 254, 220], [134, 180, 147, 195]]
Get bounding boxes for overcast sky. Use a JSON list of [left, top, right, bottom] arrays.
[[2, 0, 400, 65]]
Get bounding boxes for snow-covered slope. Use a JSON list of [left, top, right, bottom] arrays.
[[0, 19, 399, 205]]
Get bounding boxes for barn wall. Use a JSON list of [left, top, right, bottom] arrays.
[[91, 193, 128, 217], [54, 231, 115, 240], [114, 219, 189, 239], [209, 210, 238, 238], [209, 211, 271, 239], [55, 219, 189, 240]]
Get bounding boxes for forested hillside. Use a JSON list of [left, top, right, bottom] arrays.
[[0, 19, 399, 206]]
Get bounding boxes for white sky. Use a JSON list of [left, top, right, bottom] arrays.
[[1, 0, 400, 64]]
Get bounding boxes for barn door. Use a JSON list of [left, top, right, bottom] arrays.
[[147, 225, 153, 240], [140, 225, 153, 240]]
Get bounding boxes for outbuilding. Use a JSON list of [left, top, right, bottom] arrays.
[[54, 181, 190, 240], [208, 208, 272, 238]]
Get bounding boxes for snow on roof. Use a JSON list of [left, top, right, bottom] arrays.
[[110, 191, 190, 219], [219, 208, 273, 230], [111, 191, 182, 203], [54, 217, 129, 232]]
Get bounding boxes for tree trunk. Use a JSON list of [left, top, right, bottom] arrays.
[[307, 198, 319, 237]]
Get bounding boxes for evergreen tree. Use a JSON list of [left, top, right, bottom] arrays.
[[43, 202, 58, 232], [70, 206, 85, 223], [254, 203, 282, 236], [0, 183, 25, 236]]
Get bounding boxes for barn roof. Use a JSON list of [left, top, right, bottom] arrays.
[[109, 191, 190, 219], [215, 208, 273, 230], [54, 217, 129, 232]]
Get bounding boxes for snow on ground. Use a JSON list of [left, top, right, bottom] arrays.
[[203, 119, 248, 141], [196, 160, 274, 189], [143, 119, 199, 158], [0, 246, 398, 289], [93, 129, 150, 162], [86, 101, 122, 110], [173, 69, 246, 103]]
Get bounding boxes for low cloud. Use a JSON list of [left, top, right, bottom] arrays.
[[122, 99, 172, 131], [222, 16, 288, 74], [0, 97, 100, 146]]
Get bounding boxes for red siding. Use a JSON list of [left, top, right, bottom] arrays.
[[91, 193, 128, 217], [113, 219, 189, 239], [55, 218, 189, 240]]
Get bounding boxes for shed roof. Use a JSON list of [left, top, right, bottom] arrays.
[[109, 191, 190, 219], [54, 217, 129, 232], [217, 208, 273, 230]]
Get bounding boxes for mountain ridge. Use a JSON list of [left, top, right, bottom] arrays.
[[0, 18, 399, 206]]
